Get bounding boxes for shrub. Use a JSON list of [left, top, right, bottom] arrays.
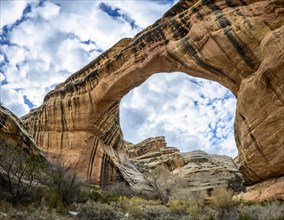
[[0, 200, 12, 213], [79, 185, 122, 204], [104, 181, 133, 197], [0, 203, 68, 220], [168, 190, 208, 218], [82, 188, 105, 202], [209, 187, 238, 220], [168, 199, 189, 215], [239, 213, 252, 220], [168, 198, 203, 219], [0, 140, 44, 204], [48, 188, 63, 209], [119, 196, 162, 219], [238, 200, 284, 220], [123, 196, 161, 206], [187, 203, 201, 218], [43, 160, 82, 208], [76, 201, 124, 220], [204, 214, 215, 220], [125, 201, 143, 219], [227, 174, 245, 192], [210, 187, 236, 210], [142, 205, 170, 220], [143, 167, 177, 205]]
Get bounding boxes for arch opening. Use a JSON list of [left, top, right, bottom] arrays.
[[120, 72, 237, 157]]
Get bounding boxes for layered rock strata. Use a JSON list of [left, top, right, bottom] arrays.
[[0, 105, 43, 157], [129, 136, 244, 194], [22, 0, 284, 188], [127, 136, 170, 158], [235, 176, 284, 202]]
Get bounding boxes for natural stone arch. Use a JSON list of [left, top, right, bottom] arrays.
[[22, 0, 284, 186]]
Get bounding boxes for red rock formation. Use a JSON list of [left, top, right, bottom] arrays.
[[127, 136, 168, 158], [22, 0, 284, 192], [129, 137, 244, 195], [0, 105, 43, 157], [236, 176, 284, 202]]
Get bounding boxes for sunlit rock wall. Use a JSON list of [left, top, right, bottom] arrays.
[[22, 0, 284, 189]]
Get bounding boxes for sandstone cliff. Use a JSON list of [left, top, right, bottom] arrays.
[[129, 136, 244, 195], [0, 105, 43, 157], [235, 176, 284, 202], [21, 0, 284, 194]]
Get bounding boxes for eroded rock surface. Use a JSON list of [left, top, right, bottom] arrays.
[[22, 0, 284, 189], [0, 105, 43, 156], [235, 176, 284, 202], [129, 136, 244, 194]]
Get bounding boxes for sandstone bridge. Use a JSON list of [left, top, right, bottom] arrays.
[[22, 0, 284, 189]]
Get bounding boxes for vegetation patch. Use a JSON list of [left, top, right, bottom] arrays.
[[0, 140, 283, 219]]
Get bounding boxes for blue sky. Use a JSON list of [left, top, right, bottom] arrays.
[[0, 0, 237, 157]]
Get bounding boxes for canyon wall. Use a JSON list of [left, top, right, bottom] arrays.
[[0, 105, 43, 157], [22, 0, 284, 188]]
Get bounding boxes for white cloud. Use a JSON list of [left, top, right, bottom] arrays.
[[0, 72, 5, 83], [30, 1, 60, 20], [52, 0, 99, 15], [3, 64, 24, 83], [0, 85, 29, 116], [0, 1, 27, 29], [2, 45, 27, 66], [1, 1, 177, 117], [107, 0, 177, 28], [0, 54, 4, 63], [0, 0, 237, 156], [45, 2, 138, 51], [120, 72, 237, 157]]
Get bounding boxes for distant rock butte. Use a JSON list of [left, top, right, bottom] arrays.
[[21, 0, 283, 196], [128, 136, 244, 194]]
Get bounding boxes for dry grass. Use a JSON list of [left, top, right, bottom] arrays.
[[1, 178, 283, 220], [210, 187, 236, 209]]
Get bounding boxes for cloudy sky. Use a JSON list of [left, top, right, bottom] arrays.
[[0, 0, 237, 157]]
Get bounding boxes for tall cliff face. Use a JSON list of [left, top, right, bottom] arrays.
[[0, 105, 43, 157], [22, 0, 284, 187]]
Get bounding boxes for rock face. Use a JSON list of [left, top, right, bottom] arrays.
[[235, 176, 284, 202], [129, 136, 244, 194], [127, 136, 183, 171], [0, 105, 43, 156], [22, 0, 284, 189]]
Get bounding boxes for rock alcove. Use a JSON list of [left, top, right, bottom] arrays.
[[22, 0, 284, 189]]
